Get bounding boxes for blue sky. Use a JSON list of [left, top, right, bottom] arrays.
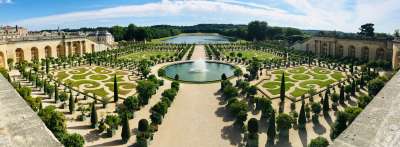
[[0, 0, 399, 33]]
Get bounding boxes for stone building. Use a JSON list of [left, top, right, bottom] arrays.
[[0, 36, 104, 69], [292, 36, 400, 69], [0, 25, 28, 40], [86, 31, 115, 46]]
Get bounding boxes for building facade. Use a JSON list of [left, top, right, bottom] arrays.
[[0, 36, 103, 69], [86, 31, 115, 46], [293, 36, 400, 68], [0, 25, 28, 40]]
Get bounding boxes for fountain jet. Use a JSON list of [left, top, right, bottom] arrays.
[[190, 59, 208, 72]]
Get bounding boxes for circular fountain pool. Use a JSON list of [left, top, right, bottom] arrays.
[[164, 60, 235, 83]]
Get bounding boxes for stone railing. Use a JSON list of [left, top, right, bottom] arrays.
[[330, 71, 400, 147], [0, 75, 62, 146]]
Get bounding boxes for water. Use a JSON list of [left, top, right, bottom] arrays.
[[165, 61, 235, 82], [164, 34, 230, 44], [189, 59, 208, 72]]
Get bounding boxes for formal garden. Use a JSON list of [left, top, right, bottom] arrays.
[[0, 40, 392, 147], [54, 66, 136, 98], [260, 66, 347, 100]]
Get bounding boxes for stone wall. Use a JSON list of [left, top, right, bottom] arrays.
[[0, 75, 62, 147], [330, 71, 400, 147], [292, 37, 393, 61]]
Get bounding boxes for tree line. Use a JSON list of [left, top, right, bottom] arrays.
[[53, 21, 306, 42]]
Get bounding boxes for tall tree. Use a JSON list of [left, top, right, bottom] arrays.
[[298, 102, 306, 129], [54, 84, 59, 103], [121, 113, 131, 143], [248, 21, 268, 41], [267, 110, 276, 144], [280, 73, 285, 102], [339, 86, 345, 104], [323, 92, 330, 114], [124, 24, 137, 41], [69, 91, 75, 114], [90, 102, 98, 128], [358, 23, 375, 37], [110, 25, 126, 41], [114, 74, 119, 102]]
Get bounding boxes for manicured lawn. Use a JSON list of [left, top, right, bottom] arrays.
[[118, 51, 174, 61], [288, 67, 307, 74], [292, 74, 310, 80], [94, 67, 112, 74], [86, 88, 109, 98], [70, 67, 87, 74], [261, 66, 347, 99], [56, 71, 69, 81], [89, 74, 108, 81], [54, 66, 136, 99], [291, 88, 309, 97], [224, 50, 281, 60], [332, 71, 345, 81], [105, 83, 136, 95], [262, 82, 294, 95], [71, 72, 94, 80]]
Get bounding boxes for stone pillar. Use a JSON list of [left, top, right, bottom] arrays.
[[392, 42, 400, 69]]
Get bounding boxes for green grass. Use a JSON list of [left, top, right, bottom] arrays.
[[274, 75, 297, 82], [70, 72, 94, 80], [288, 67, 306, 74], [89, 74, 108, 81], [224, 50, 281, 61], [118, 51, 174, 61], [262, 81, 280, 89], [263, 66, 347, 98], [105, 83, 136, 95], [312, 67, 331, 74], [263, 82, 294, 95], [104, 75, 124, 82], [70, 68, 87, 74], [332, 71, 345, 81], [56, 71, 69, 81], [85, 88, 109, 98], [291, 88, 309, 97], [94, 67, 112, 74], [306, 71, 329, 80], [64, 79, 101, 89], [292, 74, 310, 80], [299, 79, 336, 89]]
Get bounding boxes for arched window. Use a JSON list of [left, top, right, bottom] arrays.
[[73, 42, 81, 56], [31, 47, 39, 61], [45, 46, 52, 58], [361, 47, 369, 60], [376, 48, 385, 60], [57, 45, 65, 57], [336, 45, 343, 57], [16, 48, 24, 63], [348, 46, 356, 58]]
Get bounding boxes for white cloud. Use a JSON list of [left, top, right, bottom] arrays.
[[7, 0, 400, 32]]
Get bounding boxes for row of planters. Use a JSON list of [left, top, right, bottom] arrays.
[[186, 45, 195, 60], [88, 74, 164, 144], [0, 67, 85, 147], [134, 81, 180, 147], [207, 44, 222, 59]]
